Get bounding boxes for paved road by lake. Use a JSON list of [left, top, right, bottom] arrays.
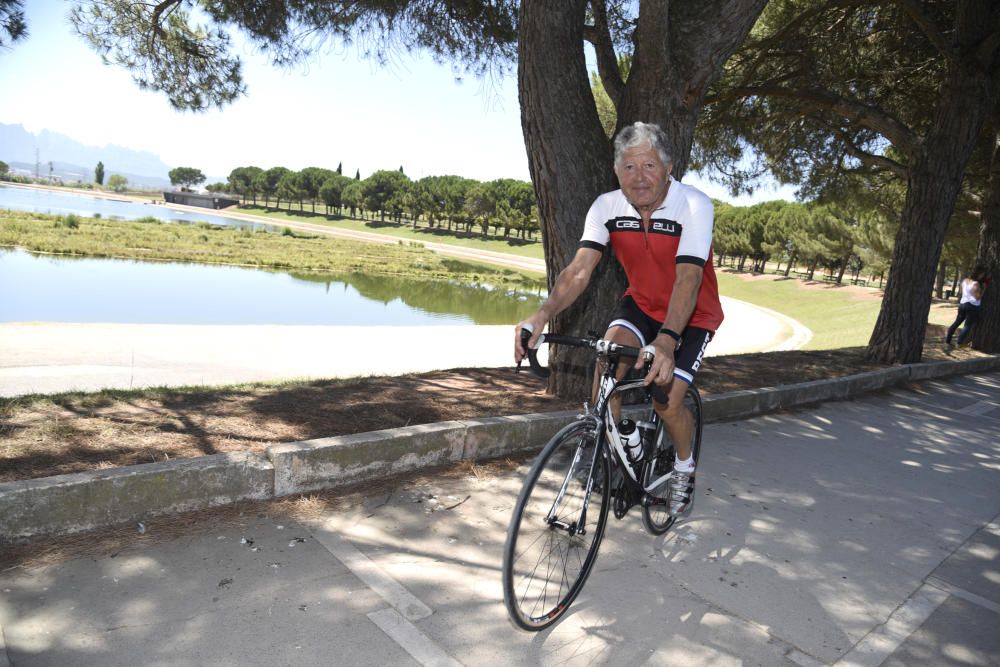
[[0, 297, 809, 397]]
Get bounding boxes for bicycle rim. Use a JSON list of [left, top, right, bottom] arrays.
[[502, 421, 611, 631], [641, 385, 703, 535]]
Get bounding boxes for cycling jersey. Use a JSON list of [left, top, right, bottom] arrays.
[[579, 176, 724, 332]]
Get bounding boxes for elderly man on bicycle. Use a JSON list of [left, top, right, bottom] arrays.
[[515, 121, 724, 518]]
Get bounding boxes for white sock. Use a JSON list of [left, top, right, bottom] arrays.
[[674, 454, 695, 474]]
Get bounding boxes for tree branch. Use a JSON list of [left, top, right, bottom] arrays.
[[149, 0, 181, 40], [893, 0, 957, 65], [714, 83, 920, 158], [827, 124, 909, 178], [584, 0, 624, 108]]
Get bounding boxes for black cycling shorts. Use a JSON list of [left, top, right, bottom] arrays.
[[606, 295, 713, 384]]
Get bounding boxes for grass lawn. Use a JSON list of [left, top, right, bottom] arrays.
[[717, 270, 884, 350], [236, 205, 545, 260], [0, 210, 545, 290]]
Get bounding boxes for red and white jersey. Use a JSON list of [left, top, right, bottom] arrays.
[[580, 176, 724, 332]]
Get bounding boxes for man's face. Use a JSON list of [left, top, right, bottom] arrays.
[[615, 143, 672, 211]]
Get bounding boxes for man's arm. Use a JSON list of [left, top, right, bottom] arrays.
[[641, 263, 703, 385], [515, 246, 602, 361]]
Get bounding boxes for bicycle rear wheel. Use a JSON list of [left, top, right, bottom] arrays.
[[502, 420, 611, 631], [641, 384, 703, 535]]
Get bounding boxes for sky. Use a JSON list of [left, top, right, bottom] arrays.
[[0, 2, 794, 204]]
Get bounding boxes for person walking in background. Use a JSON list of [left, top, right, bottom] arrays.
[[946, 266, 988, 349]]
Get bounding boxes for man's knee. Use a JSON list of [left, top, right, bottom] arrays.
[[654, 380, 690, 417]]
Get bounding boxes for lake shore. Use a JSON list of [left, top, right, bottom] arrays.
[[0, 295, 804, 396]]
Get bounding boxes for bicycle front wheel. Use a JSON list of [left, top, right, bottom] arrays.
[[502, 420, 611, 631], [641, 384, 703, 535]]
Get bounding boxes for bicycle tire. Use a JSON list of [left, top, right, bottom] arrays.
[[502, 420, 611, 631], [641, 384, 703, 535]]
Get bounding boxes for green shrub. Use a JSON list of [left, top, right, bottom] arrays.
[[56, 214, 79, 229], [282, 227, 294, 237]]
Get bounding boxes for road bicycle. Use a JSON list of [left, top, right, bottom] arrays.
[[502, 329, 703, 631]]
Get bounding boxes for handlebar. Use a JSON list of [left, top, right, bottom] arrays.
[[517, 325, 666, 403]]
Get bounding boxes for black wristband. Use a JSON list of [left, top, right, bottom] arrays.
[[659, 327, 682, 343]]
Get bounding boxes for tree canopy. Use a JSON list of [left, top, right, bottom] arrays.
[[70, 0, 517, 111], [107, 173, 128, 192], [168, 166, 207, 189], [0, 0, 26, 49]]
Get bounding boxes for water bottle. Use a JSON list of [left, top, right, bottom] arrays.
[[618, 418, 642, 464]]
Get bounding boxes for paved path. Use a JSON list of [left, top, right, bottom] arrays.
[[0, 297, 809, 396], [2, 372, 997, 665]]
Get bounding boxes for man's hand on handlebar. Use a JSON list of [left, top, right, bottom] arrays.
[[514, 313, 548, 363], [636, 335, 676, 390]]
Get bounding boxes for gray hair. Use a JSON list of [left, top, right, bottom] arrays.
[[613, 122, 672, 167]]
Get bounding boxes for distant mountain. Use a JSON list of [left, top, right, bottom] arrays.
[[0, 123, 173, 188]]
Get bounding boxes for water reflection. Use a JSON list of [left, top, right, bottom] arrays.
[[0, 249, 543, 326], [292, 271, 543, 325]]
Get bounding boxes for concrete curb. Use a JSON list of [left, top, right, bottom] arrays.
[[0, 453, 273, 539], [3, 356, 998, 542], [266, 411, 575, 496]]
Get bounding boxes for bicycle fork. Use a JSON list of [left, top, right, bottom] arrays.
[[544, 429, 601, 536]]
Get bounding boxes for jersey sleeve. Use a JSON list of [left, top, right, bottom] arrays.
[[579, 196, 610, 251], [676, 189, 714, 266]]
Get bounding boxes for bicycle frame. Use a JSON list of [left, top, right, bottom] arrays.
[[545, 340, 661, 532]]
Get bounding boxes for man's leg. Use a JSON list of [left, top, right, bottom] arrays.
[[656, 378, 694, 462], [650, 326, 712, 517], [645, 380, 697, 518], [594, 324, 643, 422]]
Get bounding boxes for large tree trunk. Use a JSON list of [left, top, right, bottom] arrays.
[[518, 0, 767, 399], [867, 0, 1000, 363], [971, 127, 1000, 352], [519, 0, 619, 398], [615, 0, 767, 178]]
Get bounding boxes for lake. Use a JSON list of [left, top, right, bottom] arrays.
[[0, 249, 543, 326], [0, 184, 268, 230]]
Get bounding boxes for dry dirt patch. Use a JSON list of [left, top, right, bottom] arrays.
[[1, 345, 982, 483]]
